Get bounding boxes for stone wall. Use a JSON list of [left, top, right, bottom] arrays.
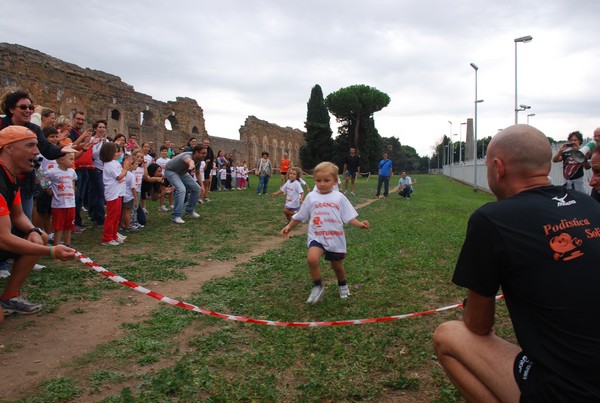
[[0, 43, 305, 168], [240, 116, 305, 170]]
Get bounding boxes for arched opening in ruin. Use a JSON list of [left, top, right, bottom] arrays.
[[110, 109, 120, 121], [165, 115, 179, 131], [191, 126, 199, 134], [140, 110, 154, 126]]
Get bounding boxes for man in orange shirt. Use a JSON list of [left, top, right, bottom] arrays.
[[0, 126, 75, 322]]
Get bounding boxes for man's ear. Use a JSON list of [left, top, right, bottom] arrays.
[[494, 157, 506, 179]]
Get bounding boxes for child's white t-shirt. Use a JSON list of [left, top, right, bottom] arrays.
[[292, 190, 358, 253], [39, 156, 56, 172], [123, 171, 136, 203], [103, 160, 125, 202], [134, 167, 144, 193], [219, 168, 227, 180], [45, 167, 77, 208], [155, 157, 170, 169], [280, 179, 304, 209]]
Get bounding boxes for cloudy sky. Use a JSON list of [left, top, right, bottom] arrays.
[[3, 0, 599, 156]]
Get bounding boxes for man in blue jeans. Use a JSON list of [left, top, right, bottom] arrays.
[[164, 145, 207, 224], [375, 151, 392, 198]]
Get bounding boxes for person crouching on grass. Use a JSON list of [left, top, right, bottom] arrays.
[[272, 167, 304, 223], [281, 162, 369, 304]]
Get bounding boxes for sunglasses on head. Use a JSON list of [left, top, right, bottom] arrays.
[[16, 104, 35, 111]]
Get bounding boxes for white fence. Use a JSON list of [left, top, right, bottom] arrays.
[[441, 144, 593, 195]]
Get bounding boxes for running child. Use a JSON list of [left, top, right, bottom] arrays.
[[281, 162, 369, 303], [272, 167, 304, 223]]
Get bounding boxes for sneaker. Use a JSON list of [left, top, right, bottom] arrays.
[[101, 240, 120, 246], [33, 263, 46, 271], [170, 205, 174, 209], [306, 285, 325, 304], [0, 296, 43, 315], [343, 190, 348, 194], [124, 226, 139, 232], [81, 206, 88, 212], [185, 211, 200, 219], [159, 205, 168, 212], [339, 285, 351, 299], [171, 217, 186, 224], [73, 225, 86, 234], [351, 191, 356, 196], [0, 270, 10, 279], [204, 198, 211, 203], [142, 208, 148, 214], [47, 233, 55, 242], [114, 238, 125, 244], [117, 233, 127, 241]]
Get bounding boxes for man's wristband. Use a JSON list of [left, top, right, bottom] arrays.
[[26, 227, 44, 236]]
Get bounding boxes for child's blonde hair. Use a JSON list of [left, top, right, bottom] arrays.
[[313, 162, 339, 179]]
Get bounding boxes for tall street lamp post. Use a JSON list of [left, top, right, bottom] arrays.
[[527, 113, 536, 124], [514, 35, 533, 124], [459, 122, 466, 163], [448, 120, 453, 163], [470, 62, 479, 191]]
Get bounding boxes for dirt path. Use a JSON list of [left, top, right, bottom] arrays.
[[0, 196, 381, 399]]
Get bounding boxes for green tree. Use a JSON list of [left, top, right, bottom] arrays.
[[325, 85, 390, 154], [300, 84, 334, 170]]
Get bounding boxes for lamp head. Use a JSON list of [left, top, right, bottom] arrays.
[[514, 35, 533, 43], [470, 62, 479, 70]]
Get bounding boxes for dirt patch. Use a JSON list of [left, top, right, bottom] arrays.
[[0, 196, 382, 399]]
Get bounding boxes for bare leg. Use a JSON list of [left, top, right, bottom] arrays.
[[330, 260, 346, 281], [63, 230, 72, 246], [307, 247, 324, 281], [433, 320, 521, 403], [2, 255, 39, 296]]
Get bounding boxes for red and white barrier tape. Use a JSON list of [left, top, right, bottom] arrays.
[[76, 251, 504, 327]]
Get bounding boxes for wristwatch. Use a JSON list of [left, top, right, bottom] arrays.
[[26, 227, 44, 236]]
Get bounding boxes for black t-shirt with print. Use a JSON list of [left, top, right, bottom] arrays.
[[453, 186, 600, 399]]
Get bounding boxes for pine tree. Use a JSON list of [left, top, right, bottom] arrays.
[[300, 84, 334, 170]]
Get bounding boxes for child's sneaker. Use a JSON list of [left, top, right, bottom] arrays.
[[306, 285, 325, 304], [0, 269, 10, 279], [0, 296, 43, 315], [339, 284, 351, 299], [159, 205, 168, 212]]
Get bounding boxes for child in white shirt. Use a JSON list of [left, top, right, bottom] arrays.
[[272, 167, 304, 223], [45, 152, 77, 247], [120, 155, 138, 231], [100, 143, 131, 246], [281, 162, 369, 304]]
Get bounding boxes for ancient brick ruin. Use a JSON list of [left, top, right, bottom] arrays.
[[0, 43, 305, 169]]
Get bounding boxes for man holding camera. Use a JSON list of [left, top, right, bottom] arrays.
[[552, 130, 590, 193]]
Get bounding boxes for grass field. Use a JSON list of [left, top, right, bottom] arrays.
[[3, 174, 517, 402]]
